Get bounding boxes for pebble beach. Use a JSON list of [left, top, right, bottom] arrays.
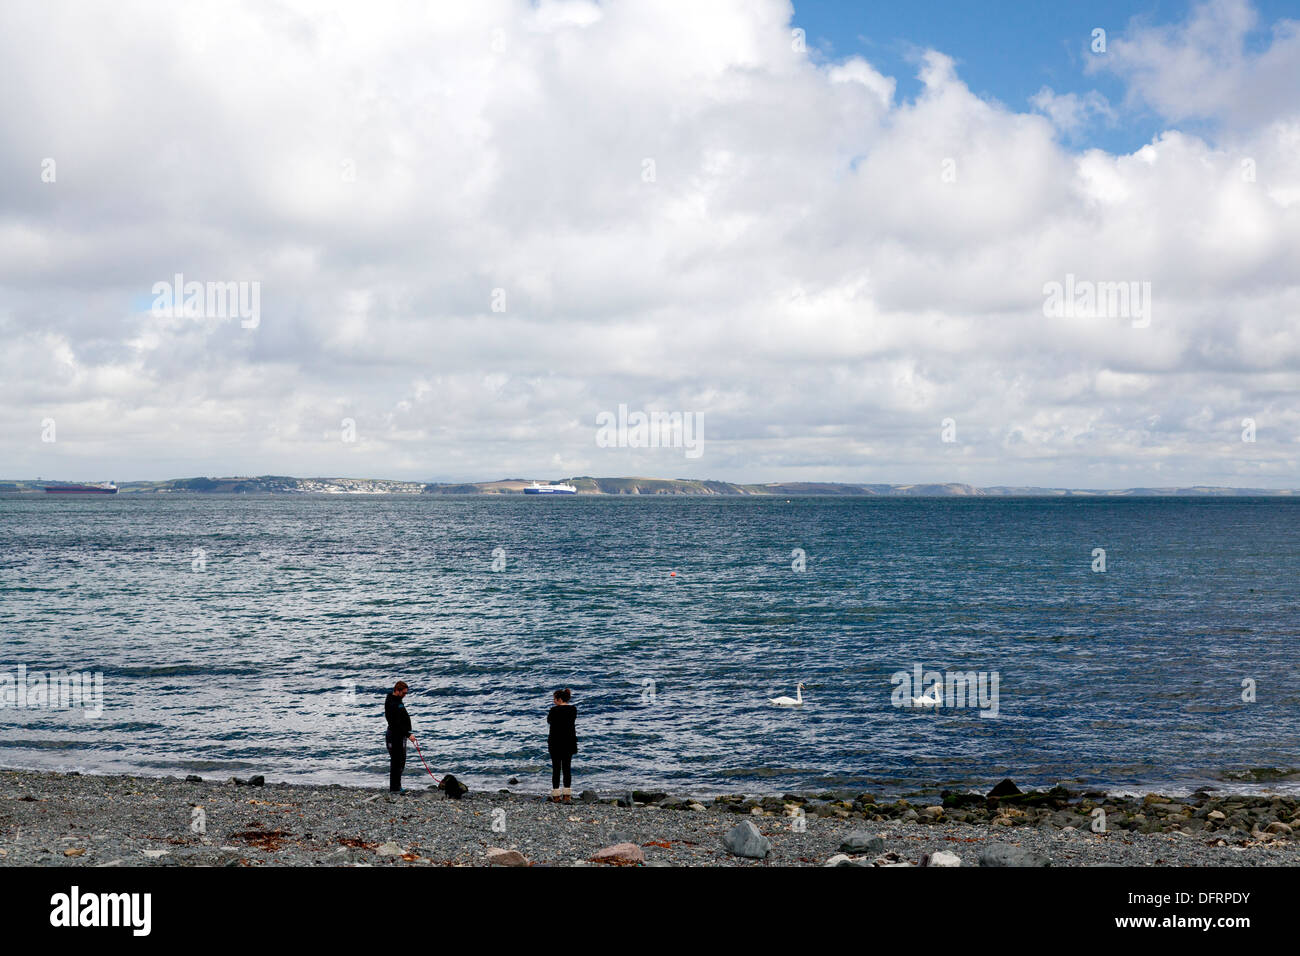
[[3, 768, 1299, 867]]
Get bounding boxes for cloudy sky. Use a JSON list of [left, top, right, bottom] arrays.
[[2, 0, 1297, 487]]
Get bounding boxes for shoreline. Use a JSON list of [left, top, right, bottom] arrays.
[[3, 767, 1298, 867], [6, 759, 1298, 804]]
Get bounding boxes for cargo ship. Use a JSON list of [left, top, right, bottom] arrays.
[[43, 482, 118, 494], [523, 481, 577, 495]]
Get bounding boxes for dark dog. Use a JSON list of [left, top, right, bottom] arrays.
[[438, 773, 468, 799]]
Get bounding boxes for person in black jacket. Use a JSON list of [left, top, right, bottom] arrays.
[[384, 681, 414, 793], [546, 687, 578, 802]]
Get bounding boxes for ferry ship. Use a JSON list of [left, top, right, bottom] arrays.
[[523, 481, 577, 495], [43, 482, 118, 494]]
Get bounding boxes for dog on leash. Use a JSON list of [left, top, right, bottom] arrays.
[[438, 774, 468, 799]]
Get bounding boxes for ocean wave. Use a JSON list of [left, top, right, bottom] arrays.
[[96, 664, 263, 678]]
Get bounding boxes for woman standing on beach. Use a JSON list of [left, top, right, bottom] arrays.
[[547, 688, 578, 803]]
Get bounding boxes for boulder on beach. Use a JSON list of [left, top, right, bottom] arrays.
[[486, 847, 529, 866], [247, 775, 265, 787], [722, 820, 771, 859], [838, 832, 884, 855], [987, 779, 1022, 798], [592, 842, 645, 865], [922, 850, 962, 867], [977, 843, 1052, 867]]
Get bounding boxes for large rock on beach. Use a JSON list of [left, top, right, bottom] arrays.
[[987, 779, 1022, 798], [977, 843, 1052, 867], [592, 842, 645, 865], [941, 790, 985, 810], [838, 832, 884, 855], [722, 820, 772, 859], [486, 847, 529, 866]]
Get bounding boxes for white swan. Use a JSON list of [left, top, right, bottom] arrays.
[[769, 683, 805, 707], [910, 684, 943, 708]]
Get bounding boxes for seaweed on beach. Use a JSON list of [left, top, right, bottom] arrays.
[[229, 828, 294, 851]]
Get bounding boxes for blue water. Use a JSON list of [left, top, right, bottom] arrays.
[[1, 494, 1297, 798]]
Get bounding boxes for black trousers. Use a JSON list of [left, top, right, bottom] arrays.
[[386, 733, 406, 792], [550, 748, 572, 789]]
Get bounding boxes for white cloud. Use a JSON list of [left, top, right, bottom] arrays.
[[1089, 0, 1300, 130], [1030, 87, 1115, 133], [0, 0, 1297, 487]]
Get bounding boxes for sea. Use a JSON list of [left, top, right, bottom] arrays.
[[1, 493, 1297, 799]]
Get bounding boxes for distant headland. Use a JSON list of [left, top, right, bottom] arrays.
[[2, 476, 1295, 496]]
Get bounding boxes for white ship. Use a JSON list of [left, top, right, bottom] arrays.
[[523, 481, 577, 495]]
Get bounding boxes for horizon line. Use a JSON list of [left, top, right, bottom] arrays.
[[6, 475, 1298, 495]]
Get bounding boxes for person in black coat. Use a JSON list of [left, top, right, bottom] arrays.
[[547, 688, 578, 803], [384, 681, 414, 793]]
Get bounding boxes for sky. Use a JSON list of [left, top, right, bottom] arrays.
[[1, 0, 1297, 487]]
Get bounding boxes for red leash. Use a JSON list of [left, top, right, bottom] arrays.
[[411, 736, 442, 785]]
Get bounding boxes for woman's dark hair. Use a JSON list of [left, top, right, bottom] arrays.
[[394, 681, 408, 693], [553, 688, 571, 702]]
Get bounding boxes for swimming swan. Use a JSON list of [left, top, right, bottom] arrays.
[[910, 684, 943, 708], [769, 683, 805, 707]]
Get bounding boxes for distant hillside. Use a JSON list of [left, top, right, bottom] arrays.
[[423, 477, 1296, 497], [3, 475, 1295, 497]]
